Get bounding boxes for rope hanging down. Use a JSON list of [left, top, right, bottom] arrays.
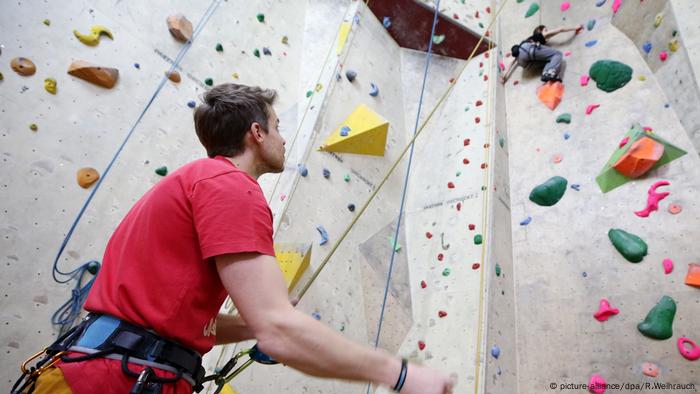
[[49, 0, 222, 335]]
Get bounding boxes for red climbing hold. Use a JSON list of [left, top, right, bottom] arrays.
[[453, 13, 459, 20], [418, 340, 426, 350], [426, 232, 433, 239], [479, 62, 483, 68], [475, 117, 481, 124], [469, 224, 476, 230], [481, 163, 488, 169], [456, 202, 462, 211], [447, 182, 455, 189], [420, 280, 427, 288], [483, 75, 488, 81], [464, 138, 471, 146], [486, 6, 491, 13], [437, 253, 444, 261], [449, 78, 455, 84], [438, 310, 447, 318], [475, 100, 483, 106], [472, 263, 481, 270], [475, 10, 479, 18], [463, 158, 470, 165], [484, 52, 489, 59]]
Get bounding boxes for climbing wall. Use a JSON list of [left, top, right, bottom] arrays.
[[491, 0, 700, 392]]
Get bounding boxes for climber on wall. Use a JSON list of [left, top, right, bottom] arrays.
[[13, 83, 454, 394], [500, 24, 583, 84]]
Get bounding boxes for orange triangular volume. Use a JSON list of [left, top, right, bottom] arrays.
[[612, 136, 665, 178], [686, 263, 700, 287], [537, 81, 564, 110]]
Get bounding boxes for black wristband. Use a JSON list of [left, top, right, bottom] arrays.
[[393, 358, 408, 392]]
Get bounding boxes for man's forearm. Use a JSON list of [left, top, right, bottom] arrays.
[[215, 313, 255, 344], [256, 308, 402, 388]]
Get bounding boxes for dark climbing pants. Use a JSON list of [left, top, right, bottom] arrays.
[[517, 42, 563, 78]]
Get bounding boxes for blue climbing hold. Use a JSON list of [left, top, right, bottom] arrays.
[[582, 272, 588, 277], [382, 16, 391, 28], [348, 203, 355, 212], [564, 132, 571, 140], [595, 0, 606, 6], [335, 73, 342, 81], [340, 125, 351, 136], [263, 47, 271, 56], [369, 83, 379, 97], [585, 40, 598, 47], [570, 184, 580, 191], [345, 70, 357, 82], [134, 63, 140, 69], [311, 311, 321, 320], [520, 216, 532, 226], [187, 101, 196, 108], [643, 42, 652, 54], [491, 345, 500, 359], [323, 168, 331, 179], [316, 225, 329, 245], [298, 164, 309, 177], [664, 103, 670, 108]]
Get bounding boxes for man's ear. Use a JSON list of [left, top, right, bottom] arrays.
[[250, 122, 265, 143]]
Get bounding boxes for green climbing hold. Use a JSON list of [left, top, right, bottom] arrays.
[[204, 78, 213, 86], [478, 22, 484, 28], [529, 176, 567, 206], [456, 171, 461, 177], [253, 48, 261, 58], [256, 13, 265, 23], [390, 237, 401, 252], [474, 234, 483, 245], [516, 0, 525, 2], [344, 174, 350, 182], [637, 295, 676, 340], [556, 113, 571, 124], [495, 264, 501, 277], [608, 228, 647, 263], [525, 3, 540, 18], [305, 90, 313, 98], [587, 19, 596, 31], [215, 43, 223, 52], [432, 34, 445, 45], [442, 268, 451, 277], [155, 166, 168, 176], [498, 137, 505, 148], [87, 261, 100, 275], [589, 60, 633, 93]]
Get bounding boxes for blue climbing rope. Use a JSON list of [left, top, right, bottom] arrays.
[[365, 1, 441, 391], [50, 0, 222, 335]]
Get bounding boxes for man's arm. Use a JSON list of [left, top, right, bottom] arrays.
[[501, 58, 518, 84], [215, 313, 254, 344], [215, 252, 453, 394], [544, 24, 582, 40]]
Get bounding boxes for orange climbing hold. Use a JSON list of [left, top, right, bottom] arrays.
[[77, 167, 100, 188], [612, 136, 664, 178], [537, 81, 564, 110], [685, 263, 700, 287]]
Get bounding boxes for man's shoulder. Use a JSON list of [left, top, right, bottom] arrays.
[[180, 157, 251, 184]]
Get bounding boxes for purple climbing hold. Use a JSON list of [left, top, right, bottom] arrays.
[[585, 40, 598, 47], [312, 311, 321, 320], [263, 47, 271, 56], [643, 42, 652, 54], [187, 100, 196, 108], [520, 216, 532, 226], [348, 203, 355, 212]]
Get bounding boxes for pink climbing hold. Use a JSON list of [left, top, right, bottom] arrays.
[[560, 2, 571, 11], [659, 51, 668, 61], [499, 61, 505, 71], [594, 299, 619, 322], [589, 374, 606, 394], [580, 75, 590, 86], [668, 203, 682, 214], [564, 50, 572, 57], [612, 0, 622, 14], [586, 104, 601, 115], [618, 136, 630, 148], [678, 337, 700, 361], [663, 258, 674, 274], [643, 126, 653, 133], [634, 180, 670, 217]]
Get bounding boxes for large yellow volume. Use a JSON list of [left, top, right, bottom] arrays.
[[319, 104, 389, 156], [221, 384, 238, 394], [275, 243, 312, 291]]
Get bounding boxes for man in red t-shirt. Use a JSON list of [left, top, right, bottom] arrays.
[[21, 84, 453, 394]]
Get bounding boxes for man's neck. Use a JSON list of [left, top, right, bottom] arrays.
[[225, 153, 261, 179]]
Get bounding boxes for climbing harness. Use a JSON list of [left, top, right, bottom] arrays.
[[12, 314, 205, 394]]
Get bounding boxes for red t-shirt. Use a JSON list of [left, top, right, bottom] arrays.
[[59, 156, 275, 393]]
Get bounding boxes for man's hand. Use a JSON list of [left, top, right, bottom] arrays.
[[402, 363, 454, 394]]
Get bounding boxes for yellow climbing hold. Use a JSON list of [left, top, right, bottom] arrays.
[[44, 78, 57, 94], [337, 22, 351, 54], [274, 243, 312, 291], [73, 25, 113, 46], [654, 13, 663, 28], [320, 104, 389, 156], [668, 38, 679, 52], [29, 123, 38, 132], [220, 383, 238, 394], [638, 75, 647, 81], [314, 83, 323, 92], [232, 72, 239, 79], [42, 19, 50, 26]]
